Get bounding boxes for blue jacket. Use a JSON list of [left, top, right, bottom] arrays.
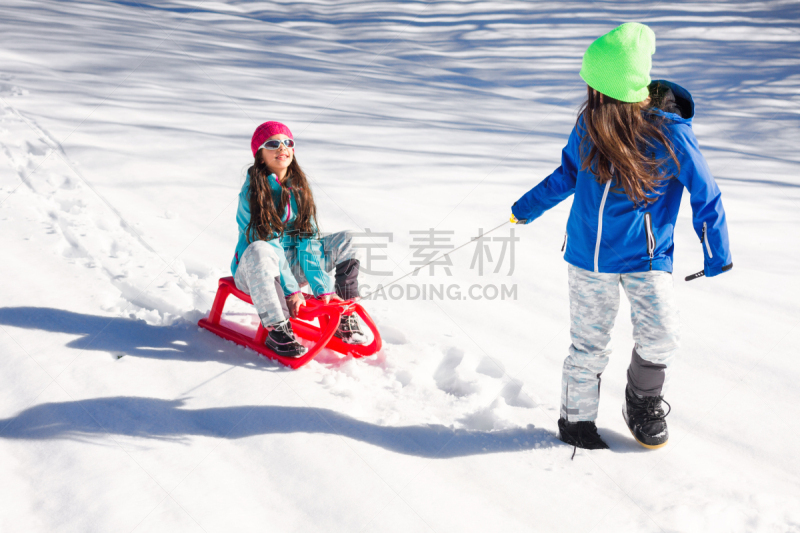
[[512, 81, 732, 277], [231, 173, 335, 296]]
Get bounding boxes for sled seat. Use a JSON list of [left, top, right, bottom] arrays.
[[198, 277, 382, 369]]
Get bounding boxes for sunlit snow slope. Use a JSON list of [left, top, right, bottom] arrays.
[[1, 1, 799, 532]]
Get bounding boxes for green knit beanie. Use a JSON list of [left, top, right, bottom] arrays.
[[580, 22, 656, 103]]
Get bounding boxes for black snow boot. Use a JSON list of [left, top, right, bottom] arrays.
[[265, 320, 307, 358], [334, 313, 368, 345], [557, 418, 609, 450], [623, 385, 670, 449]]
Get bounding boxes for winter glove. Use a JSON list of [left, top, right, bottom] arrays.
[[510, 214, 529, 224]]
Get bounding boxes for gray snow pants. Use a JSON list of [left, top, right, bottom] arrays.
[[560, 264, 680, 422], [234, 231, 361, 328]]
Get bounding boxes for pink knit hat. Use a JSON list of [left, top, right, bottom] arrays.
[[250, 121, 293, 157]]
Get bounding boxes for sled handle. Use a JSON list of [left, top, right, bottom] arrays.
[[295, 295, 357, 320]]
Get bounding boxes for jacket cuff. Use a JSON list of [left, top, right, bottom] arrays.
[[308, 272, 335, 297], [704, 261, 733, 277], [511, 201, 543, 224], [312, 283, 335, 297], [281, 278, 301, 295], [312, 280, 335, 297]]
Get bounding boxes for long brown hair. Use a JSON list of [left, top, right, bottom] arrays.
[[577, 86, 680, 205], [245, 152, 319, 242]]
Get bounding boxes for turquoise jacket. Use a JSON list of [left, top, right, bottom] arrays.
[[231, 173, 335, 296]]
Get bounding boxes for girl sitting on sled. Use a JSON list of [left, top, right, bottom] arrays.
[[511, 23, 732, 450], [231, 121, 365, 358]]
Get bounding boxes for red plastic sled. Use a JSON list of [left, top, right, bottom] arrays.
[[198, 277, 382, 369]]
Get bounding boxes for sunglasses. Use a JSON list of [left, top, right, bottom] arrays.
[[260, 139, 295, 150]]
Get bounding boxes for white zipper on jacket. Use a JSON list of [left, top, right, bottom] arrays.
[[703, 221, 713, 258], [594, 181, 611, 272], [644, 212, 656, 270]]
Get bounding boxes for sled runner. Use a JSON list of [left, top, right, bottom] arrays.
[[198, 277, 382, 369]]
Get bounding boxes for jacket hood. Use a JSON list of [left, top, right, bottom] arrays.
[[649, 80, 694, 122]]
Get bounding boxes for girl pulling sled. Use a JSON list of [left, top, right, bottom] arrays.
[[511, 23, 732, 450]]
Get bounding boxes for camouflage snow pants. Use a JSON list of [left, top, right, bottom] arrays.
[[234, 231, 361, 328], [560, 264, 680, 422]]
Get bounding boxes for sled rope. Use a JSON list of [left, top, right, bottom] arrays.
[[359, 220, 510, 300]]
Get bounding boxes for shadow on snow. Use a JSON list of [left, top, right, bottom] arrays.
[[0, 306, 559, 456], [0, 306, 651, 455], [0, 396, 559, 458], [0, 306, 278, 370]]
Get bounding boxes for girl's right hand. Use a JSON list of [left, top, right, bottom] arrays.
[[286, 292, 306, 318]]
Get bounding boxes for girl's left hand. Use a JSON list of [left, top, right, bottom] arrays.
[[320, 293, 342, 305]]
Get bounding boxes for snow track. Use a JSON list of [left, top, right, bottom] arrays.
[[1, 96, 213, 325]]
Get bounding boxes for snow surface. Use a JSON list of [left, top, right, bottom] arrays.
[[1, 1, 799, 531]]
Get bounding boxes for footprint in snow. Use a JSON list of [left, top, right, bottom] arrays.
[[434, 347, 479, 397], [475, 356, 505, 378], [500, 379, 539, 408], [378, 324, 407, 345]]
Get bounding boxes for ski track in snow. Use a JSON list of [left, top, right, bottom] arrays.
[[0, 96, 214, 324]]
